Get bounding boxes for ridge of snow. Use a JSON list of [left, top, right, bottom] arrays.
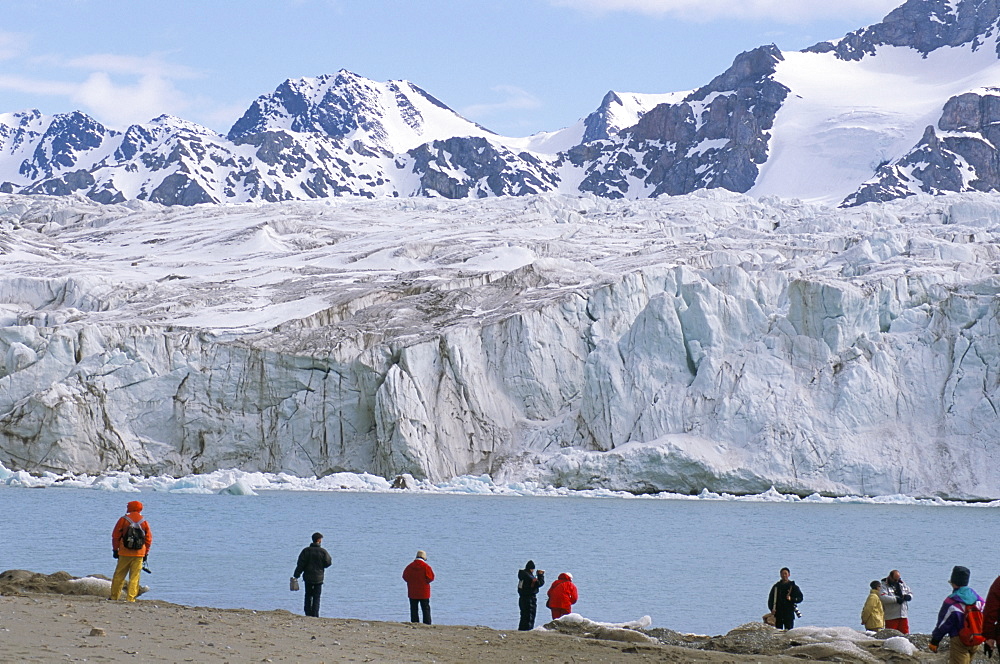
[[752, 42, 1000, 203]]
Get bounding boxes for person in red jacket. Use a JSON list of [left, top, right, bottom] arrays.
[[110, 500, 152, 602], [402, 550, 435, 624], [546, 572, 578, 619]]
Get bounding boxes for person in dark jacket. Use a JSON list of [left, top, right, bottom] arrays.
[[402, 550, 435, 624], [293, 532, 332, 617], [767, 567, 804, 630], [517, 560, 545, 631]]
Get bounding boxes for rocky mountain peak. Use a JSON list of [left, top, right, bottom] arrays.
[[0, 109, 46, 132], [226, 69, 488, 153], [805, 0, 1000, 60], [147, 114, 220, 136], [687, 44, 784, 102]]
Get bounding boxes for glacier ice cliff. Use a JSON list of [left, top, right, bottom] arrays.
[[3, 191, 1000, 498]]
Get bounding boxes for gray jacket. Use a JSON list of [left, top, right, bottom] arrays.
[[879, 578, 912, 620]]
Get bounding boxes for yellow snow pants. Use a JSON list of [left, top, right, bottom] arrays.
[[110, 556, 143, 602]]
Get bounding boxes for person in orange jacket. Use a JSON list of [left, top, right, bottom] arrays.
[[546, 572, 578, 619], [402, 550, 435, 624], [110, 500, 152, 602]]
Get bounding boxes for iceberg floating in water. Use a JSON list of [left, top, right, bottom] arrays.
[[218, 479, 257, 496]]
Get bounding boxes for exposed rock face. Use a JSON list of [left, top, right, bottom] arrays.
[[227, 70, 486, 150], [805, 0, 1000, 59], [567, 46, 789, 198], [579, 91, 682, 143], [845, 90, 1000, 206], [409, 137, 560, 198], [0, 111, 119, 192]]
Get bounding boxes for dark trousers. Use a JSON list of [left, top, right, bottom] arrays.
[[304, 582, 323, 617], [409, 598, 431, 624], [518, 594, 537, 631], [775, 610, 794, 630]]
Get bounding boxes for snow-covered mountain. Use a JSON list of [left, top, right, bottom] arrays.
[[7, 0, 1000, 206], [10, 0, 1000, 499], [227, 70, 495, 152], [4, 190, 1000, 499]]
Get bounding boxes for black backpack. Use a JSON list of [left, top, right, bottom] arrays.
[[121, 516, 146, 550]]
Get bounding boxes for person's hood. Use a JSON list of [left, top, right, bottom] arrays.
[[951, 586, 979, 604], [557, 573, 573, 582], [869, 588, 880, 596], [126, 500, 143, 513]]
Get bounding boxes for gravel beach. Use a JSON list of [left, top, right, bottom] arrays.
[[0, 571, 940, 662]]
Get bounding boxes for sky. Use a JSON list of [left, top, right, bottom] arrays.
[[1, 0, 903, 138]]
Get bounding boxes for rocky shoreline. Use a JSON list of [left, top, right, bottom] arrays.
[[0, 570, 954, 663]]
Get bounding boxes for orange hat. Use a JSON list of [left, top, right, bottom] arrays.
[[127, 500, 143, 513]]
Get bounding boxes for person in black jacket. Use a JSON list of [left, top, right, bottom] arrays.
[[517, 560, 546, 630], [293, 532, 333, 617], [767, 567, 804, 629]]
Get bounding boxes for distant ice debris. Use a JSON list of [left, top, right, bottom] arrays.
[[218, 479, 257, 496], [1, 461, 998, 508]]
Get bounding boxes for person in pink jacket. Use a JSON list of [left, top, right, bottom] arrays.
[[546, 572, 578, 619], [402, 550, 435, 624]]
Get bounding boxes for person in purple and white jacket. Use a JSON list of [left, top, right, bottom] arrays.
[[930, 565, 985, 663]]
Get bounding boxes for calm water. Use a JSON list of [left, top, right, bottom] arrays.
[[1, 486, 996, 635]]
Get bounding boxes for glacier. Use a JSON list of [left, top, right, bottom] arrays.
[[3, 191, 1000, 499]]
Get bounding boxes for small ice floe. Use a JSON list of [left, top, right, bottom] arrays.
[[218, 479, 258, 496], [782, 626, 881, 664], [66, 576, 113, 595], [545, 614, 657, 644], [785, 626, 878, 644], [882, 636, 917, 656]]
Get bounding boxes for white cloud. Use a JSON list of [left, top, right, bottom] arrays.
[[0, 32, 29, 61], [462, 86, 542, 119], [0, 50, 205, 128], [0, 75, 76, 97], [71, 72, 191, 127], [64, 53, 200, 80], [546, 0, 901, 22]]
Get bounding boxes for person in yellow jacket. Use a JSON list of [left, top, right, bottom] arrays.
[[862, 580, 885, 630], [110, 500, 152, 602]]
